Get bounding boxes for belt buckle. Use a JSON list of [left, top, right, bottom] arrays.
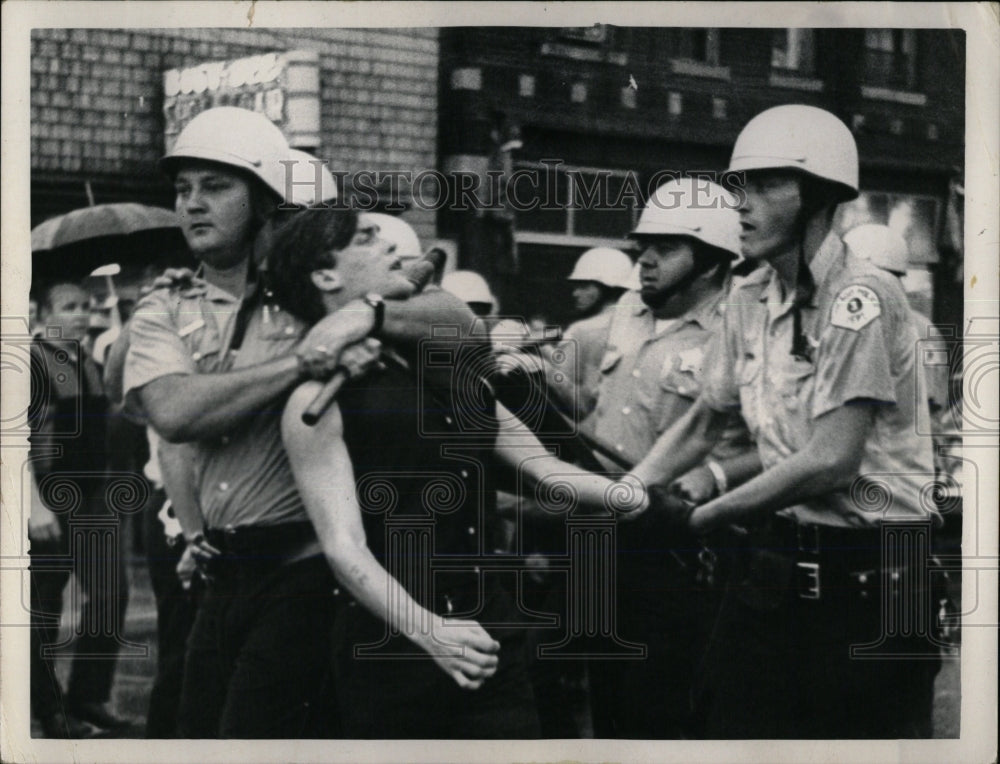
[[797, 560, 821, 600], [696, 546, 718, 587]]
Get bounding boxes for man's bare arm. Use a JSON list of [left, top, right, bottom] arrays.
[[281, 384, 501, 690]]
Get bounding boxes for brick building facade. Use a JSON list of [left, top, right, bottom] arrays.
[[30, 27, 439, 242]]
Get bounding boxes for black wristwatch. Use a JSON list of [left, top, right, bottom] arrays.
[[363, 293, 385, 335]]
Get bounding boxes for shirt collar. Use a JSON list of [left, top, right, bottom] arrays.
[[807, 230, 846, 294], [183, 263, 257, 305], [757, 231, 845, 312]]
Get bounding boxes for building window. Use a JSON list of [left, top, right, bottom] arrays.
[[863, 29, 918, 90], [712, 97, 727, 119], [519, 74, 535, 98], [570, 82, 588, 103], [771, 29, 816, 75], [677, 29, 721, 66], [558, 25, 608, 46], [668, 92, 683, 116], [513, 161, 640, 244]]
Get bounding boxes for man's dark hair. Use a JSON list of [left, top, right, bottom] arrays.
[[266, 207, 359, 324]]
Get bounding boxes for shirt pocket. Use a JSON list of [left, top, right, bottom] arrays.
[[258, 303, 303, 342], [178, 317, 224, 372], [659, 355, 702, 399], [777, 357, 815, 414], [188, 331, 224, 372]]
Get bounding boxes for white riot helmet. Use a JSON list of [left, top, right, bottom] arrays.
[[366, 213, 422, 262], [843, 223, 909, 276], [567, 247, 635, 289], [161, 107, 291, 199], [442, 270, 496, 311], [285, 149, 338, 206], [631, 177, 742, 259], [729, 104, 859, 202]]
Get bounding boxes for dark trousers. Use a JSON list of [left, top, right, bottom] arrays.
[[588, 558, 719, 739], [176, 553, 338, 738], [587, 516, 722, 740], [696, 529, 942, 739], [142, 489, 202, 738], [29, 497, 129, 719], [332, 588, 541, 739]]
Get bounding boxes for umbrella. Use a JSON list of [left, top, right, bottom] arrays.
[[31, 203, 180, 252], [30, 203, 193, 290]]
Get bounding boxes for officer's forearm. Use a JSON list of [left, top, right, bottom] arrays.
[[139, 355, 302, 442], [711, 451, 763, 491], [381, 287, 479, 344], [158, 441, 203, 538], [691, 405, 872, 533], [631, 397, 726, 488]]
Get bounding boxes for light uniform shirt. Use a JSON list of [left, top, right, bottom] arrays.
[[701, 233, 938, 528], [124, 278, 308, 530], [544, 307, 615, 427], [590, 282, 749, 471]]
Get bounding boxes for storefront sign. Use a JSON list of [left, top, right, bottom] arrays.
[[163, 49, 320, 151]]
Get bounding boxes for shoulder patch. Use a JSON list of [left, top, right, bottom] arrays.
[[830, 284, 881, 331]]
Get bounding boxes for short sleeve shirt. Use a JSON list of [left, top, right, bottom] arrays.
[[124, 280, 309, 529], [701, 233, 937, 528], [544, 308, 615, 424], [590, 283, 750, 471]]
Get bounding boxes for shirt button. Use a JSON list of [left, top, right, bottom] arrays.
[[467, 526, 476, 535], [460, 470, 469, 479], [444, 415, 453, 425], [622, 407, 631, 415], [220, 435, 230, 445], [616, 444, 624, 452], [632, 370, 641, 378], [192, 351, 203, 361], [219, 482, 229, 492], [284, 326, 296, 336]]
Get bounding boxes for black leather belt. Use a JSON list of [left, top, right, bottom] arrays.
[[737, 515, 922, 603], [768, 514, 885, 560]]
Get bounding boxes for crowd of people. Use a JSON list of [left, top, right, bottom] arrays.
[[28, 102, 951, 740]]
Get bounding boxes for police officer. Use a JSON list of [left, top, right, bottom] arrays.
[[626, 105, 940, 738], [584, 178, 759, 739], [541, 247, 633, 426], [123, 107, 479, 738], [441, 269, 498, 319]]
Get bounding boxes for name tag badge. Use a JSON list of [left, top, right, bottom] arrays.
[[178, 318, 206, 338]]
